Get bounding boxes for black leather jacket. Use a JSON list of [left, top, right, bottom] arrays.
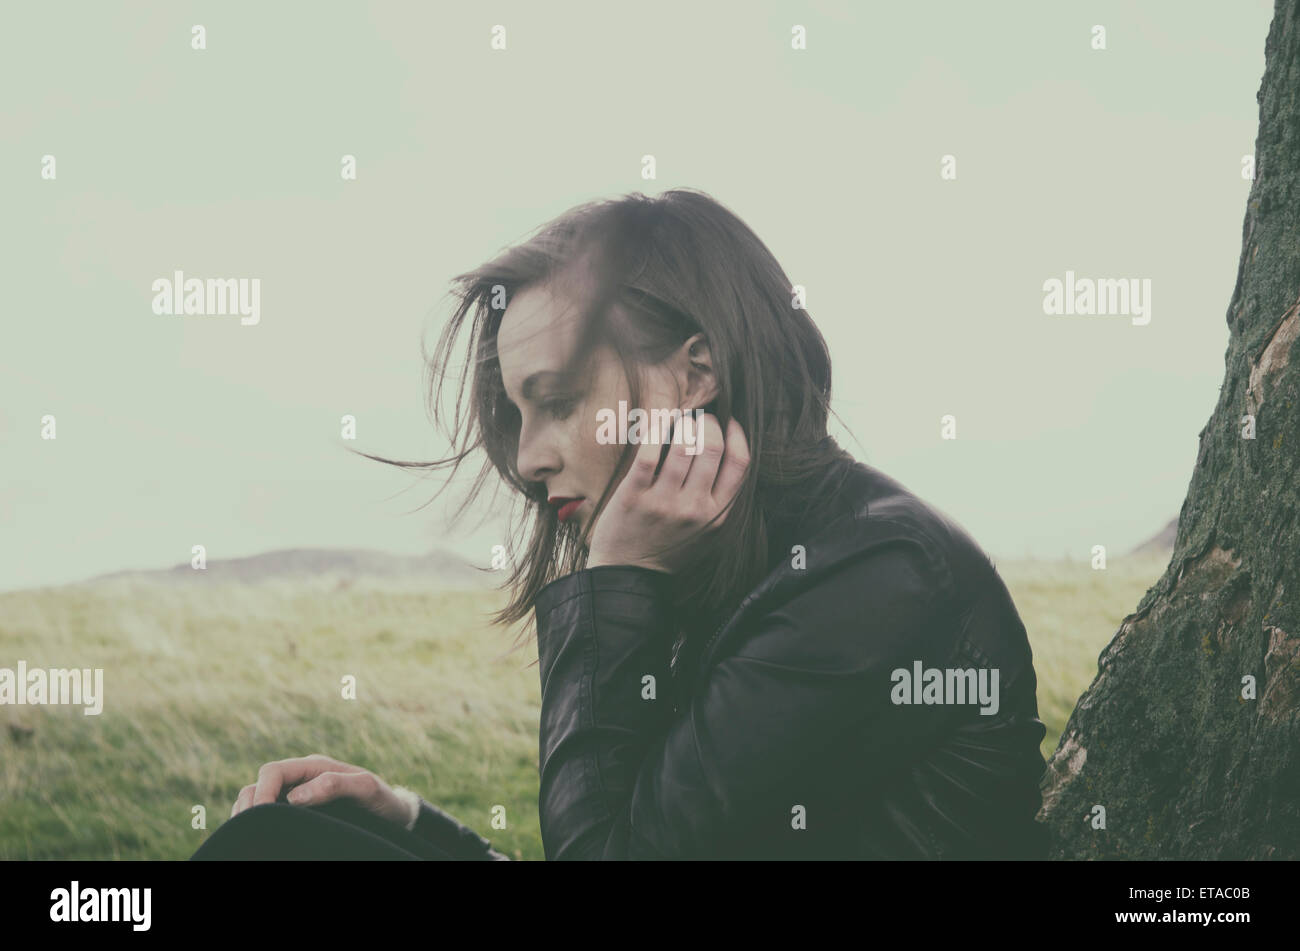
[[410, 459, 1049, 860]]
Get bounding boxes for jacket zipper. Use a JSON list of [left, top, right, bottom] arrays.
[[687, 609, 748, 696], [672, 614, 732, 712], [699, 617, 731, 669]]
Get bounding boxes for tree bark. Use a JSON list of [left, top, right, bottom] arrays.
[[1038, 0, 1300, 859]]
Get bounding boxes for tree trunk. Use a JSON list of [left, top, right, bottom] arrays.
[[1038, 0, 1300, 859]]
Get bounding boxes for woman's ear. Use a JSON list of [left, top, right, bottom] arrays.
[[681, 334, 718, 409]]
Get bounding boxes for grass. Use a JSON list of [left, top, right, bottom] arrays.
[[0, 577, 541, 861], [996, 553, 1171, 757], [0, 554, 1169, 860]]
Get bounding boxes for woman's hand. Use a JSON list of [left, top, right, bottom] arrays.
[[229, 753, 413, 827], [585, 412, 750, 575]]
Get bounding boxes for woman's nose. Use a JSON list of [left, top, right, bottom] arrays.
[[517, 426, 560, 483]]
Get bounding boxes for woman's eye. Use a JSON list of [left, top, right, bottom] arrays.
[[542, 397, 577, 420]]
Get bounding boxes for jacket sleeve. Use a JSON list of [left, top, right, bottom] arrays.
[[534, 550, 956, 860], [408, 797, 511, 860]]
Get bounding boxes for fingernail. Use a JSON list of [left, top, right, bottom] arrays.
[[287, 789, 308, 804]]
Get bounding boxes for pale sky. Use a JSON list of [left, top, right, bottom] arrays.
[[0, 0, 1275, 591]]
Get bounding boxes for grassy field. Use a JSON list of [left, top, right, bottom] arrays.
[[0, 554, 1170, 860]]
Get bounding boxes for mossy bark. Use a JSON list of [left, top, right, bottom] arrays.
[[1038, 0, 1300, 859]]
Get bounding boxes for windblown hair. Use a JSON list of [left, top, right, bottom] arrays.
[[351, 188, 857, 661]]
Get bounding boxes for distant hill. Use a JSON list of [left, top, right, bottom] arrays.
[[1128, 517, 1177, 556], [82, 547, 501, 589]]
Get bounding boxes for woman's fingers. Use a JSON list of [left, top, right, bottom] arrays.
[[626, 411, 740, 515], [250, 756, 310, 810], [680, 413, 724, 499], [654, 418, 698, 491], [285, 770, 378, 807], [585, 409, 750, 574], [231, 754, 365, 816], [231, 784, 257, 818], [711, 416, 750, 510], [624, 420, 669, 493]]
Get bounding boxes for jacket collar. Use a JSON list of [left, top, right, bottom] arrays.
[[686, 458, 952, 691]]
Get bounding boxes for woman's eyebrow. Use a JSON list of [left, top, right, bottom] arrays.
[[501, 369, 571, 408], [520, 370, 572, 401]]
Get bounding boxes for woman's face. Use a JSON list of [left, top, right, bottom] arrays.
[[496, 283, 715, 538]]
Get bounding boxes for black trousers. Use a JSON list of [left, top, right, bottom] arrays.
[[189, 798, 457, 860]]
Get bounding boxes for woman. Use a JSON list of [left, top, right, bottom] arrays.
[[192, 189, 1049, 861]]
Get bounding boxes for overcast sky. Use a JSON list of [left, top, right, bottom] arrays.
[[0, 0, 1276, 591]]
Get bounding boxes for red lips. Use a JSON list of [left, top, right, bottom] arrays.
[[548, 497, 584, 523]]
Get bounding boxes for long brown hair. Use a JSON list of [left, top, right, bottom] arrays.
[[350, 188, 859, 661]]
